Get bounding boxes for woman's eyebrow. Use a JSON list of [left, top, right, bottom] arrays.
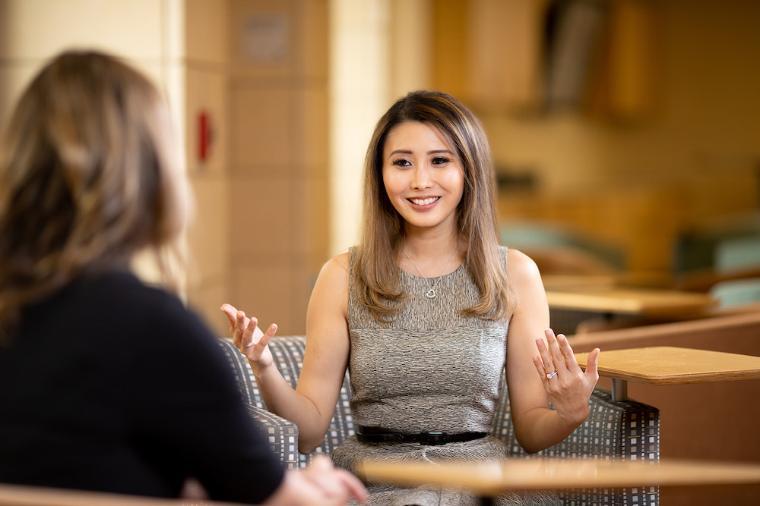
[[388, 148, 454, 156]]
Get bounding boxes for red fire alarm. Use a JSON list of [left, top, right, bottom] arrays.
[[198, 110, 212, 163]]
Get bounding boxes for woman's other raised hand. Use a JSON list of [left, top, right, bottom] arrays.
[[221, 303, 277, 373], [533, 328, 600, 426]]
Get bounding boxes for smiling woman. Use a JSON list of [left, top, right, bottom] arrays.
[[382, 121, 465, 245], [355, 90, 509, 322], [222, 90, 599, 506]]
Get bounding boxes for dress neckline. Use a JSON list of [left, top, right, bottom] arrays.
[[398, 263, 465, 282]]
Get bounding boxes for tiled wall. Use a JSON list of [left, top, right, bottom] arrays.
[[183, 0, 231, 335], [0, 0, 232, 334], [0, 0, 187, 279], [226, 0, 329, 335], [0, 0, 331, 337], [0, 0, 180, 129]]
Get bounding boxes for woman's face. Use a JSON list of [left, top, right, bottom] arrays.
[[381, 121, 465, 234]]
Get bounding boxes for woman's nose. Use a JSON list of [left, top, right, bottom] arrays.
[[411, 165, 432, 189]]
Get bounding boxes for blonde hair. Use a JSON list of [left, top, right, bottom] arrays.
[[353, 90, 510, 321], [0, 50, 189, 332]]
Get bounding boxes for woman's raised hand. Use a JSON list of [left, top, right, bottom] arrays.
[[220, 303, 277, 372], [533, 328, 600, 426]]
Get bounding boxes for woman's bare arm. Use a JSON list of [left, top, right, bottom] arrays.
[[222, 253, 352, 452], [505, 249, 599, 453]]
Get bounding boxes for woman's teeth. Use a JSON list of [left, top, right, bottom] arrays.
[[409, 197, 439, 205]]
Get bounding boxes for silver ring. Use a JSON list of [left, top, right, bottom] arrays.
[[546, 370, 558, 380]]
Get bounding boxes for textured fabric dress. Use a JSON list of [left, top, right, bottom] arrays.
[[333, 248, 557, 505]]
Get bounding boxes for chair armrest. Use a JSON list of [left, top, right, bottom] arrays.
[[492, 384, 660, 505], [219, 336, 355, 468], [494, 389, 659, 461], [217, 338, 263, 407], [264, 336, 355, 468], [247, 405, 300, 470], [218, 339, 299, 468]]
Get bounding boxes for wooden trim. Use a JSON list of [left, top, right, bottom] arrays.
[[0, 484, 228, 506], [569, 312, 760, 350]]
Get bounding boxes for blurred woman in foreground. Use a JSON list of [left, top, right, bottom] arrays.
[[0, 49, 365, 506]]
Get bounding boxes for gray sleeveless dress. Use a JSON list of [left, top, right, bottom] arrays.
[[333, 248, 557, 506]]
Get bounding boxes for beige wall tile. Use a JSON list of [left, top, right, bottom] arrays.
[[187, 177, 229, 286], [0, 63, 40, 125], [295, 0, 328, 79], [289, 264, 315, 335], [293, 86, 329, 172], [132, 61, 168, 90], [0, 0, 164, 61], [185, 67, 228, 175], [291, 177, 329, 263], [187, 278, 229, 337], [229, 0, 297, 79], [230, 86, 293, 170], [229, 178, 292, 260], [185, 0, 228, 65], [231, 265, 297, 335]]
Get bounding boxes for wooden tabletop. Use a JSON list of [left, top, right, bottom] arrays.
[[575, 346, 760, 384], [0, 484, 226, 506], [547, 288, 716, 317], [358, 458, 760, 496], [543, 272, 674, 291]]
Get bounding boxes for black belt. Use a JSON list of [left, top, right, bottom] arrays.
[[356, 425, 488, 446]]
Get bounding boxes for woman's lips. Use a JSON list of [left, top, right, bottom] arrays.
[[407, 196, 441, 210]]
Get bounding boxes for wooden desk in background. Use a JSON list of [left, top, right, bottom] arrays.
[[547, 288, 716, 318], [569, 315, 760, 506], [575, 346, 760, 401], [358, 458, 760, 505], [542, 271, 675, 291]]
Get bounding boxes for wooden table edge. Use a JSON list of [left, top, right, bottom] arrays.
[[356, 458, 760, 495], [591, 369, 760, 385]]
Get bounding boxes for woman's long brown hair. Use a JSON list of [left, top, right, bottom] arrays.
[[0, 50, 189, 334], [353, 90, 510, 321]]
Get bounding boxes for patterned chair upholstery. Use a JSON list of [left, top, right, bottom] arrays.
[[218, 336, 660, 504]]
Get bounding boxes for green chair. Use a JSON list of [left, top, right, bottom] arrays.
[[500, 222, 625, 271], [711, 278, 760, 308], [674, 212, 760, 274]]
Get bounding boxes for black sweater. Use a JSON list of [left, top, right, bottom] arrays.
[[0, 270, 284, 503]]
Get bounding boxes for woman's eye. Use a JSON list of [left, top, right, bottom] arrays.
[[432, 157, 450, 166], [392, 159, 412, 168]]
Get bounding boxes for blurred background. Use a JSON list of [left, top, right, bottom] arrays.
[[0, 0, 758, 336]]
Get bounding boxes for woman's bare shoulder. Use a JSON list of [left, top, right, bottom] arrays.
[[312, 250, 352, 293], [322, 250, 350, 275], [507, 248, 541, 281]]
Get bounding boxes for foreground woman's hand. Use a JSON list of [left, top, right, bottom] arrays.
[[221, 303, 278, 373], [265, 455, 368, 505], [533, 328, 600, 426]]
